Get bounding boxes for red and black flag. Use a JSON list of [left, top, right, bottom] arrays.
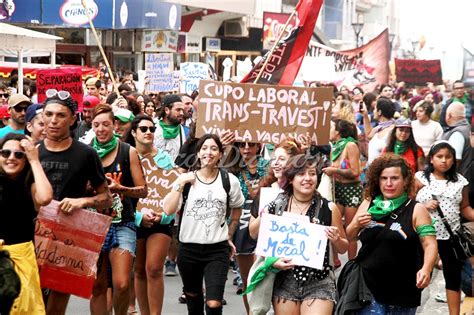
[[240, 0, 323, 86]]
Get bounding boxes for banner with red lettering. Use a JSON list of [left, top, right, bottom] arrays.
[[36, 67, 84, 112], [395, 58, 443, 86], [262, 12, 296, 50], [299, 29, 390, 92], [35, 200, 111, 298], [241, 0, 323, 85]]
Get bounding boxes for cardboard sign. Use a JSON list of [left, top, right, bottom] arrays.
[[34, 200, 112, 298], [137, 155, 180, 214], [196, 81, 333, 145], [256, 213, 328, 269], [145, 53, 174, 93], [180, 62, 210, 95], [36, 67, 84, 111], [395, 58, 443, 86]]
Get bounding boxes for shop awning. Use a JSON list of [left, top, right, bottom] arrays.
[[163, 0, 256, 16]]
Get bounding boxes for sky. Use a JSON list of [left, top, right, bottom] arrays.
[[398, 0, 474, 79]]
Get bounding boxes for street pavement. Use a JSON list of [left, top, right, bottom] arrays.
[[67, 262, 451, 314]]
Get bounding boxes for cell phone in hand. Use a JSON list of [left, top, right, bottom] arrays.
[[359, 101, 364, 112]]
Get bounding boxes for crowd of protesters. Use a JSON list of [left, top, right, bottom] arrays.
[[0, 67, 473, 315]]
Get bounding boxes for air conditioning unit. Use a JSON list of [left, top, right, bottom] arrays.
[[224, 18, 249, 38]]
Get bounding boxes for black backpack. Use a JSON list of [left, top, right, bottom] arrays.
[[0, 250, 21, 315], [177, 168, 231, 236]]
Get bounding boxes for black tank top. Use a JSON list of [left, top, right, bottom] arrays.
[[358, 199, 423, 307], [103, 142, 135, 223]]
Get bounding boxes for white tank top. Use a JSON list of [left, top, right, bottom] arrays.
[[368, 131, 389, 165]]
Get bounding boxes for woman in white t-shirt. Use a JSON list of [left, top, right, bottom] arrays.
[[163, 134, 244, 315], [412, 101, 443, 157]]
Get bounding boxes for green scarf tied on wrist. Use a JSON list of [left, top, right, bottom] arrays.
[[393, 140, 407, 155], [367, 192, 408, 220], [159, 120, 180, 139], [93, 135, 119, 159], [331, 137, 357, 162]]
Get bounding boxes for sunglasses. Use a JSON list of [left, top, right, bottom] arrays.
[[138, 126, 156, 133], [0, 149, 26, 159], [13, 105, 29, 113], [0, 93, 9, 98], [46, 89, 71, 100], [236, 142, 257, 148]]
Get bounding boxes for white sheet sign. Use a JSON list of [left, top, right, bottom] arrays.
[[256, 213, 328, 270]]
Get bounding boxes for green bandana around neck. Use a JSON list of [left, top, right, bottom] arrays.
[[367, 192, 408, 220], [93, 135, 119, 159], [393, 140, 407, 155], [453, 94, 468, 104], [159, 120, 180, 139], [331, 137, 357, 161]]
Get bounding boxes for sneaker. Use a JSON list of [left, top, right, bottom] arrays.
[[434, 293, 447, 303], [233, 275, 241, 286], [236, 285, 243, 295], [178, 292, 187, 304], [164, 260, 178, 276]]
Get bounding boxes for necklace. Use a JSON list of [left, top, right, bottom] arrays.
[[291, 196, 311, 215]]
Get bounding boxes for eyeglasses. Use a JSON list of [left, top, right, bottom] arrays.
[[0, 93, 9, 98], [138, 126, 156, 133], [0, 149, 26, 159], [453, 86, 465, 90], [236, 142, 257, 148], [46, 89, 71, 100], [13, 105, 29, 113]]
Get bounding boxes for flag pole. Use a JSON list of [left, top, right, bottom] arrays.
[[81, 0, 118, 94], [253, 9, 297, 84]]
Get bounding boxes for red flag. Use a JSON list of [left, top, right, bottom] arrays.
[[241, 0, 323, 85]]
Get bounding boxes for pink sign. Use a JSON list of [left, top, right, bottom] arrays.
[[262, 12, 296, 50]]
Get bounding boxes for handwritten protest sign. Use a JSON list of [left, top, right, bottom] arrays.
[[256, 213, 328, 269], [180, 62, 209, 95], [395, 58, 443, 86], [35, 200, 111, 298], [37, 67, 83, 111], [137, 155, 180, 214], [196, 81, 333, 145], [145, 53, 174, 93]]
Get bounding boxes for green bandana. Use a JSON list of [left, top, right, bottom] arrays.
[[453, 94, 468, 104], [368, 193, 408, 220], [331, 137, 357, 162], [93, 135, 119, 159], [241, 257, 279, 295], [393, 140, 407, 155], [159, 120, 180, 139]]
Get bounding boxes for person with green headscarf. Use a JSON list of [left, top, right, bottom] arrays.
[[346, 154, 437, 314], [89, 104, 150, 315], [323, 119, 362, 262], [383, 118, 425, 174]]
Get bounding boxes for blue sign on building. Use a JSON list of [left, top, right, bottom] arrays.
[[1, 0, 41, 24], [114, 0, 181, 30]]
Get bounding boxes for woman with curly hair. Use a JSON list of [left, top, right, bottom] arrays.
[[346, 154, 437, 314], [383, 118, 425, 173]]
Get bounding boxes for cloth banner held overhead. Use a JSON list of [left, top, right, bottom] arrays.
[[196, 80, 333, 145], [395, 59, 443, 86], [240, 0, 323, 85], [301, 29, 390, 92], [34, 200, 111, 299], [462, 48, 474, 86]]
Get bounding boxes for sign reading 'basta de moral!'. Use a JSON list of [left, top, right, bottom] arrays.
[[196, 81, 333, 145]]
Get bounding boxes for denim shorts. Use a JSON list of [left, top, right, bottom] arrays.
[[273, 269, 336, 303], [115, 225, 137, 255]]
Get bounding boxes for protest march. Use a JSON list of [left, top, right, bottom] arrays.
[[1, 0, 474, 315]]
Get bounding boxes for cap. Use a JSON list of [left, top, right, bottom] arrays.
[[395, 118, 412, 128], [25, 104, 44, 123], [8, 94, 31, 108], [114, 108, 135, 123], [162, 94, 182, 107], [82, 95, 100, 109], [0, 105, 10, 119]]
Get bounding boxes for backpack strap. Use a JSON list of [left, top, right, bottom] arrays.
[[177, 182, 191, 242], [220, 168, 231, 222]]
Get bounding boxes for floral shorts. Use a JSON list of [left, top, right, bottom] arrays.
[[335, 181, 363, 208]]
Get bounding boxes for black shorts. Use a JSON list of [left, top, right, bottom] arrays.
[[137, 224, 172, 239]]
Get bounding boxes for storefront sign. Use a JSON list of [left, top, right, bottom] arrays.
[[196, 81, 333, 145], [145, 53, 174, 93], [186, 34, 202, 53], [205, 38, 221, 52], [114, 0, 181, 30], [1, 0, 41, 23], [142, 30, 178, 52], [42, 0, 113, 28]]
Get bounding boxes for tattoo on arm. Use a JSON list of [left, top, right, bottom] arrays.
[[115, 186, 147, 198], [228, 219, 238, 239]]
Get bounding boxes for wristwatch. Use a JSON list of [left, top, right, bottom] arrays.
[[173, 183, 183, 192]]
